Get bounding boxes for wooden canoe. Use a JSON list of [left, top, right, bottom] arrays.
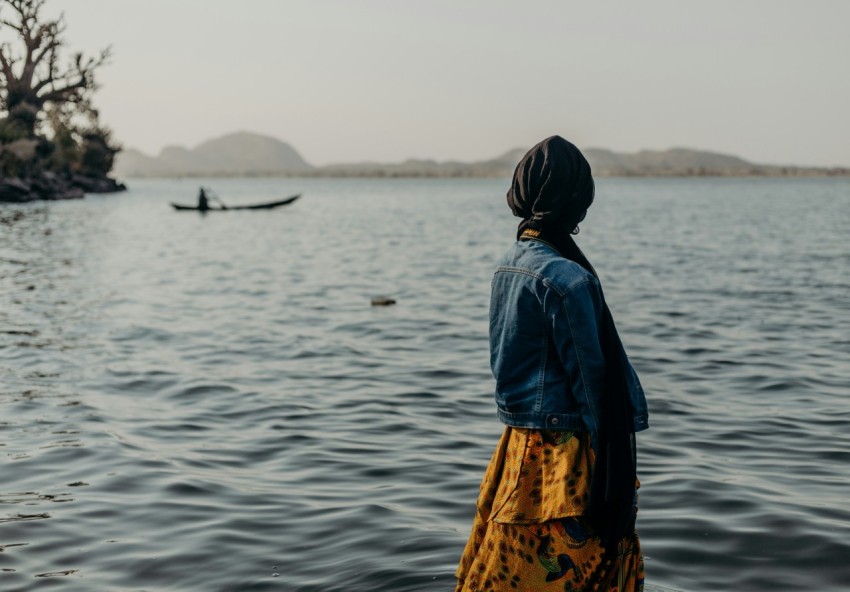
[[171, 194, 301, 211]]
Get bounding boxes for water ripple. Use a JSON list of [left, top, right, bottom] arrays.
[[1, 177, 849, 590]]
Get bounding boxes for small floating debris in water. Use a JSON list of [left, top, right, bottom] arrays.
[[34, 569, 79, 578], [272, 573, 280, 577], [371, 297, 396, 306]]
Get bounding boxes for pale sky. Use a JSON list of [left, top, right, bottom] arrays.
[[35, 0, 850, 166]]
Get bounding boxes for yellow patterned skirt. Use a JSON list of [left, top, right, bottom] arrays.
[[454, 428, 644, 591]]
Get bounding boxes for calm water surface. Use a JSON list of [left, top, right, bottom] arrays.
[[1, 177, 849, 591]]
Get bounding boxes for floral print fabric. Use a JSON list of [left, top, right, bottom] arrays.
[[455, 428, 644, 591]]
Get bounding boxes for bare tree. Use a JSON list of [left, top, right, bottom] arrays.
[[0, 0, 110, 137]]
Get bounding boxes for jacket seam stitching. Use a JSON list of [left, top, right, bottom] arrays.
[[536, 333, 547, 413], [496, 267, 591, 300], [562, 296, 598, 431], [546, 276, 592, 300], [535, 283, 555, 415], [495, 267, 544, 282]]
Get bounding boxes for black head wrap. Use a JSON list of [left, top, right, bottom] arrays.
[[507, 136, 638, 553], [507, 135, 595, 240]]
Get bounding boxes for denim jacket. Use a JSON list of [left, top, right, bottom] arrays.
[[490, 239, 649, 448]]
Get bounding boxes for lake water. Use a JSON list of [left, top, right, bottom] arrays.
[[1, 176, 849, 591]]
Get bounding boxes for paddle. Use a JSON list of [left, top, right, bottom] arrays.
[[206, 189, 228, 210]]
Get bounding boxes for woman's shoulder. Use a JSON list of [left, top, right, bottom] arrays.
[[527, 242, 599, 296], [497, 240, 600, 295]]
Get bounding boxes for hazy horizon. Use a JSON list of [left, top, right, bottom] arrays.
[[122, 129, 842, 170], [33, 0, 850, 168]]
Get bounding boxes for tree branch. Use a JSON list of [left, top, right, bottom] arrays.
[[0, 44, 18, 82], [32, 46, 109, 96], [37, 75, 87, 104], [22, 21, 62, 86], [0, 0, 112, 142], [0, 18, 26, 33]]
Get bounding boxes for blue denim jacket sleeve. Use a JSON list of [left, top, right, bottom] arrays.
[[548, 277, 607, 448], [547, 275, 649, 447]]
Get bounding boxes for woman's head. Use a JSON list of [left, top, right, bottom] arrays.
[[506, 135, 594, 238]]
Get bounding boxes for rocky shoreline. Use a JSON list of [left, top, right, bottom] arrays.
[[0, 173, 126, 203]]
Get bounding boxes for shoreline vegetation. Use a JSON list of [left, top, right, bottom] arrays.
[[115, 131, 850, 181], [0, 0, 125, 203]]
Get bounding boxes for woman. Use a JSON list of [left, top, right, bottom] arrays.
[[455, 136, 649, 591]]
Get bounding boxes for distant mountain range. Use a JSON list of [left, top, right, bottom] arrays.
[[115, 132, 312, 177], [113, 132, 849, 179]]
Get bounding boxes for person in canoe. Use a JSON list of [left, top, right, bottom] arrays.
[[198, 187, 209, 211]]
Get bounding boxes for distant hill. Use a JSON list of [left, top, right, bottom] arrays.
[[584, 147, 761, 176], [114, 131, 314, 177], [113, 132, 849, 179], [315, 146, 848, 178]]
